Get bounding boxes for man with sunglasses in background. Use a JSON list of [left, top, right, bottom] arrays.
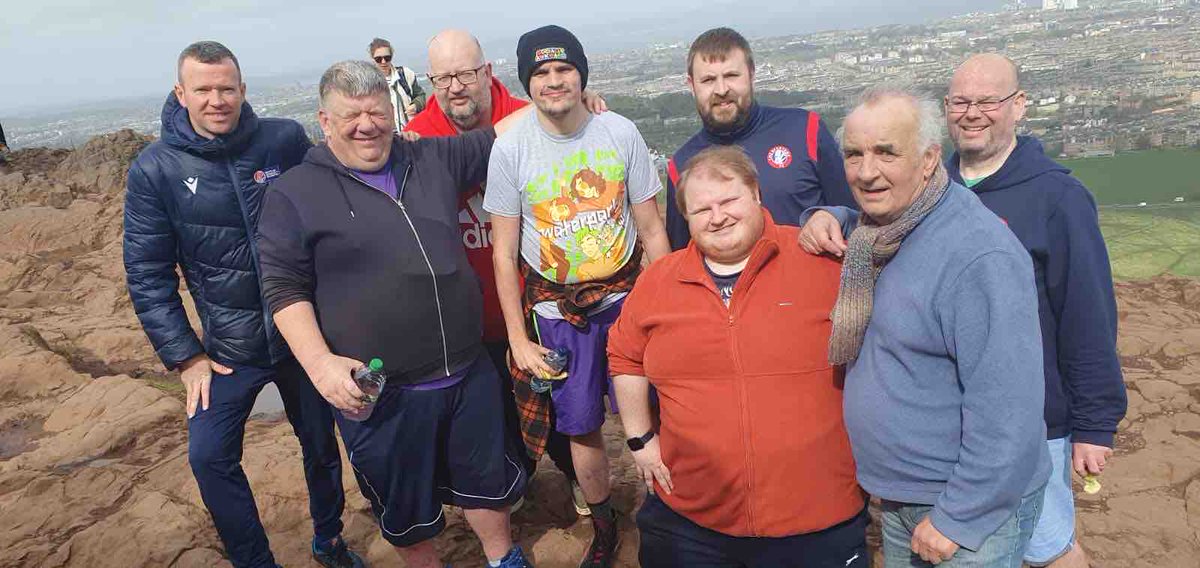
[[369, 38, 427, 131]]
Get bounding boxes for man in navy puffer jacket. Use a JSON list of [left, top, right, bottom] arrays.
[[123, 41, 363, 568]]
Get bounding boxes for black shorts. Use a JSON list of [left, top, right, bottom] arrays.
[[335, 354, 527, 547], [637, 493, 869, 568]]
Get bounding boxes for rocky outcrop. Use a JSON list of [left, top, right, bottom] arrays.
[[0, 133, 1196, 567]]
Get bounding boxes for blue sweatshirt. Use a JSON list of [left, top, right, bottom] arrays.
[[947, 136, 1127, 447], [665, 103, 856, 250], [828, 183, 1051, 551]]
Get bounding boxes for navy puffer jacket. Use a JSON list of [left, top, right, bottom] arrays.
[[123, 93, 311, 369]]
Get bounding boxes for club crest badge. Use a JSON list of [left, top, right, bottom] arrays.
[[766, 145, 792, 169], [253, 167, 282, 184]]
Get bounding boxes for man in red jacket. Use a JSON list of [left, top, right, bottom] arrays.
[[404, 28, 592, 516], [608, 145, 867, 567]]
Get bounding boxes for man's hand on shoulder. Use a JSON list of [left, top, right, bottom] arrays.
[[798, 210, 847, 257], [582, 89, 608, 114], [912, 516, 959, 565]]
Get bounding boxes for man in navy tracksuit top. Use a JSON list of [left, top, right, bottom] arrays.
[[122, 42, 363, 568], [945, 54, 1126, 568], [664, 27, 855, 250]]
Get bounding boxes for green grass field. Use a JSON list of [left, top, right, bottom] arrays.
[[1101, 207, 1200, 279], [1053, 149, 1200, 280], [1062, 148, 1200, 206]]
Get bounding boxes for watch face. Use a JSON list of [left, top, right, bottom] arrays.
[[626, 437, 645, 451]]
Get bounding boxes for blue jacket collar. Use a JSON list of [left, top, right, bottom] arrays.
[[946, 135, 1069, 193]]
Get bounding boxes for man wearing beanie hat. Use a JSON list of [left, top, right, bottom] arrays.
[[485, 24, 671, 568], [516, 25, 590, 96]]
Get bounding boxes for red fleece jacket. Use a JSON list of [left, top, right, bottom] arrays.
[[607, 213, 863, 537], [405, 78, 528, 342]]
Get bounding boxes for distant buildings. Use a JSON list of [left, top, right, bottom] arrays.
[[1044, 0, 1078, 10]]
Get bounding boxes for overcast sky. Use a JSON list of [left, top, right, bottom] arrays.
[[1, 0, 999, 113]]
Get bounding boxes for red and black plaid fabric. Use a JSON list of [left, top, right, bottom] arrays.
[[512, 244, 643, 460]]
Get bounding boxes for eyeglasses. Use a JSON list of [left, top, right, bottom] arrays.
[[373, 55, 393, 64], [945, 90, 1020, 114], [428, 64, 487, 89]]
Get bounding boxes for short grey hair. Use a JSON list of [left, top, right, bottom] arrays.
[[177, 41, 241, 82], [319, 60, 390, 108], [838, 85, 944, 153]]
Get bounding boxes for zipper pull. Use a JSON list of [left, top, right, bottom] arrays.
[[728, 314, 734, 326]]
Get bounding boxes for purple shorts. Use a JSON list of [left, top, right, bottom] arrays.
[[533, 298, 624, 436]]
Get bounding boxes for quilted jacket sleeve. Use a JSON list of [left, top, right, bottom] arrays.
[[123, 161, 204, 370]]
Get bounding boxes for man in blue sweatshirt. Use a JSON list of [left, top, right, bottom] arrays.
[[803, 88, 1050, 566], [663, 27, 856, 250], [944, 54, 1126, 568]]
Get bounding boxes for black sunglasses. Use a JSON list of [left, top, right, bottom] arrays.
[[373, 55, 393, 64]]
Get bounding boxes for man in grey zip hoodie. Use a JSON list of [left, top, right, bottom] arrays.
[[256, 60, 534, 568], [801, 88, 1050, 567]]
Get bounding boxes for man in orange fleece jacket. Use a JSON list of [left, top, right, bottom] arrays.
[[608, 145, 867, 567]]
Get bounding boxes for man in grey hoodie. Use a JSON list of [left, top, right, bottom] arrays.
[[801, 87, 1050, 567]]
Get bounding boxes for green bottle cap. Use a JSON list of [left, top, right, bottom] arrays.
[[369, 358, 384, 371]]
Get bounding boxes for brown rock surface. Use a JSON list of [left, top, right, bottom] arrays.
[[1, 134, 1197, 567]]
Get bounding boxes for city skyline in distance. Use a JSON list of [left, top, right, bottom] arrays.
[[1, 0, 1006, 115]]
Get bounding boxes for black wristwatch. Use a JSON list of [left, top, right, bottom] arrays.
[[626, 430, 656, 452]]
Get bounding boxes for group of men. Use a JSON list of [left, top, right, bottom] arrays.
[[122, 22, 1125, 568]]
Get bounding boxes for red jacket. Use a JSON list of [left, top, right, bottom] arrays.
[[607, 212, 863, 537], [405, 78, 528, 342]]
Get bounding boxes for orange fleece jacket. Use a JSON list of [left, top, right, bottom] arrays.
[[608, 212, 863, 537]]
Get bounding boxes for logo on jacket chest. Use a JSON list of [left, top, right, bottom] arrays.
[[253, 166, 282, 184], [766, 145, 793, 169], [183, 177, 199, 194], [459, 191, 492, 249]]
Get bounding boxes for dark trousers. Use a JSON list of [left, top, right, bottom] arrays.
[[187, 357, 344, 568], [638, 493, 870, 568], [483, 341, 577, 481]]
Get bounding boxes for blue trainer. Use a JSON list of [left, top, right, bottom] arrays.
[[312, 535, 367, 568], [496, 546, 534, 568]]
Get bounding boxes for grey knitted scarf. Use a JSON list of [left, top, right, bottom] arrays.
[[828, 164, 951, 365]]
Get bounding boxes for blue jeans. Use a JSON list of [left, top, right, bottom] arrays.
[[880, 485, 1045, 568], [1024, 437, 1076, 565], [188, 357, 344, 568]]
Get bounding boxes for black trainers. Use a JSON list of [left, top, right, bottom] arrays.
[[312, 535, 367, 568], [579, 510, 619, 568]]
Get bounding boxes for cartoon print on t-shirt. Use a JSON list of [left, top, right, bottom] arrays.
[[525, 149, 630, 283]]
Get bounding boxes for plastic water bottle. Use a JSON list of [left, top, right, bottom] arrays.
[[531, 348, 569, 394], [342, 358, 386, 422]]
